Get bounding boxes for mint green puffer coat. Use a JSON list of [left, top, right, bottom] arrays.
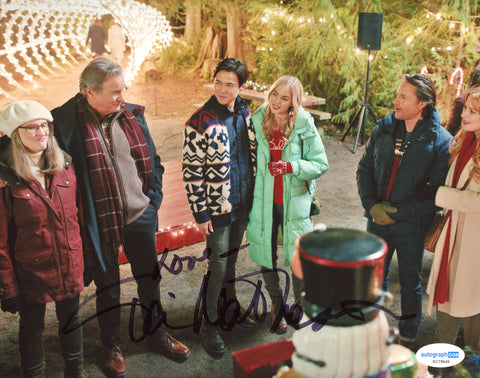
[[246, 105, 329, 269]]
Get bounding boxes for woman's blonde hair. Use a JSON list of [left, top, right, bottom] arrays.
[[262, 75, 304, 139], [449, 86, 480, 184], [10, 126, 65, 182]]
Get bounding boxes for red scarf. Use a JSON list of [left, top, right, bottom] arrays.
[[433, 131, 477, 305], [77, 94, 152, 253]]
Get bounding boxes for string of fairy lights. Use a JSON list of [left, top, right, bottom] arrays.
[[259, 7, 471, 97], [0, 2, 470, 100], [0, 0, 172, 99]]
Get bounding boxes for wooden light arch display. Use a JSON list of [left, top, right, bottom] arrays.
[[0, 0, 172, 99]]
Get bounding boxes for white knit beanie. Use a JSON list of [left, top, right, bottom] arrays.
[[0, 100, 53, 138]]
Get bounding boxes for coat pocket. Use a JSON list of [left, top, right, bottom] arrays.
[[15, 247, 53, 265], [289, 184, 311, 220], [11, 188, 46, 228]]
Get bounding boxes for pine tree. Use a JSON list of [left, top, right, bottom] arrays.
[[245, 0, 480, 132], [152, 0, 480, 133]]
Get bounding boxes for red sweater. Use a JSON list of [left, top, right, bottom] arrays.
[[269, 129, 287, 205]]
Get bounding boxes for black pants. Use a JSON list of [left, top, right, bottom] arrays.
[[261, 203, 302, 303], [92, 203, 165, 347], [19, 295, 83, 377]]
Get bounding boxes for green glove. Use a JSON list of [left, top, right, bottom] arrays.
[[369, 203, 398, 225]]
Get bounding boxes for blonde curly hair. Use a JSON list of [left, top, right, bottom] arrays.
[[449, 86, 480, 184], [262, 76, 303, 140]]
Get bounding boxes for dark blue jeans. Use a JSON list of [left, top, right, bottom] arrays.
[[367, 219, 426, 339], [204, 207, 249, 324], [93, 203, 165, 348], [19, 295, 82, 377]]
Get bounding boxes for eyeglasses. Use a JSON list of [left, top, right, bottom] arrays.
[[18, 121, 51, 135]]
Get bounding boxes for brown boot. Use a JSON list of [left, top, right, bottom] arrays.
[[103, 346, 126, 377], [271, 301, 288, 334], [146, 332, 191, 362]]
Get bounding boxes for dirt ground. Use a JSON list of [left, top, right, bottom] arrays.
[[0, 59, 445, 377]]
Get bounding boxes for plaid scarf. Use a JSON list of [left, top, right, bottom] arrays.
[[76, 94, 153, 251]]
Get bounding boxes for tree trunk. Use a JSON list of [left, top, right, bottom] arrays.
[[224, 1, 242, 59], [196, 26, 214, 65], [184, 0, 201, 43], [223, 1, 256, 71], [200, 58, 220, 79], [212, 34, 221, 59], [196, 26, 223, 77], [195, 1, 256, 75]]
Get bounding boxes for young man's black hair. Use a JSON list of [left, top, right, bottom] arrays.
[[213, 58, 248, 87]]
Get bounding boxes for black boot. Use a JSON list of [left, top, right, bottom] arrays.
[[200, 322, 225, 359], [271, 296, 288, 334], [64, 358, 87, 378]]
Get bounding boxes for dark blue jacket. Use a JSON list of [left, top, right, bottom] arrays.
[[357, 108, 452, 226], [51, 96, 164, 273], [222, 100, 254, 210]]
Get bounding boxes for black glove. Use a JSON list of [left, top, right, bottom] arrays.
[[1, 296, 21, 314]]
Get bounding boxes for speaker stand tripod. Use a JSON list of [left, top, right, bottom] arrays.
[[341, 50, 377, 153]]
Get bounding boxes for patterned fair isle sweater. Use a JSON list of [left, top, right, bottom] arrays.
[[182, 95, 256, 226]]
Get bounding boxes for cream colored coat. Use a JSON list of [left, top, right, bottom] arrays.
[[108, 24, 125, 63], [426, 157, 480, 317]]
